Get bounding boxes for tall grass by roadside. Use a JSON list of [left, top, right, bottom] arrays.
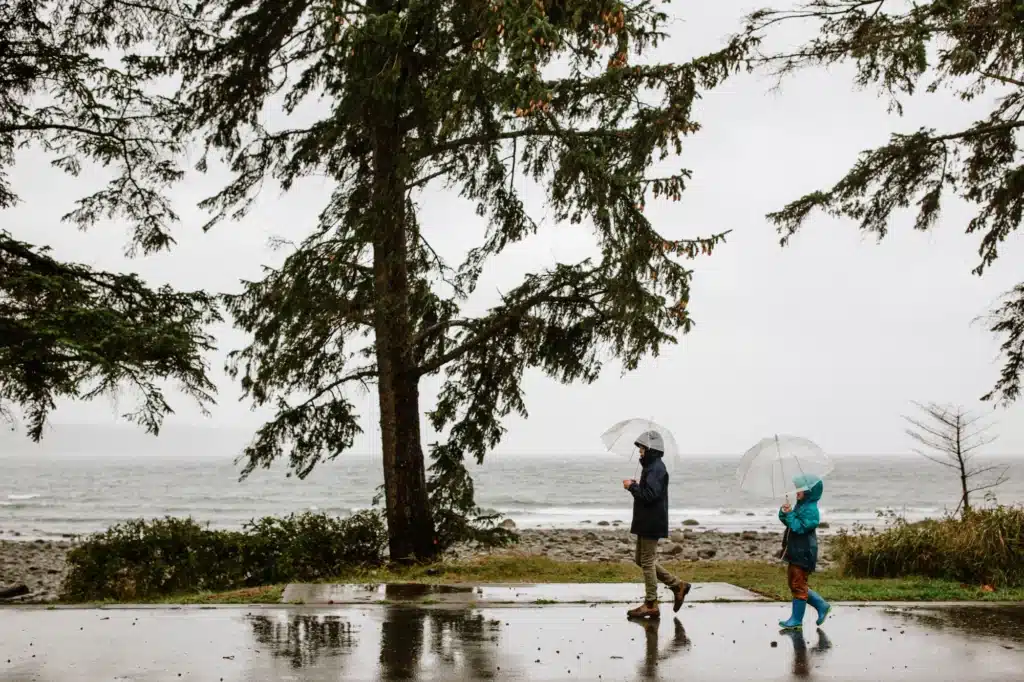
[[834, 505, 1024, 587]]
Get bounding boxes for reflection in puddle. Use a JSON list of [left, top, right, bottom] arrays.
[[248, 608, 502, 680], [779, 629, 832, 678], [249, 614, 357, 669], [900, 606, 1024, 645], [633, 617, 691, 680], [379, 608, 423, 679], [380, 607, 501, 680]]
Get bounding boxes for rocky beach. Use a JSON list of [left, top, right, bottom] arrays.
[[0, 540, 73, 603], [0, 526, 834, 603], [457, 526, 836, 568]]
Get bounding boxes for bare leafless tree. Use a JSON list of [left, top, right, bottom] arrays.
[[904, 402, 1009, 517]]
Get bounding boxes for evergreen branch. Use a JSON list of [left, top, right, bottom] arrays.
[[412, 319, 479, 347], [0, 121, 157, 141], [0, 231, 219, 441], [412, 279, 570, 377], [979, 282, 1024, 405], [290, 365, 378, 412], [982, 72, 1024, 89], [415, 126, 625, 162], [930, 120, 1024, 143]]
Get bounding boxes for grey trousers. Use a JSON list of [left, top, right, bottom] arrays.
[[634, 536, 680, 602]]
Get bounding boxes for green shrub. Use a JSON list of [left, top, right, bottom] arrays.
[[60, 511, 387, 602], [835, 506, 1024, 587], [241, 510, 387, 584]]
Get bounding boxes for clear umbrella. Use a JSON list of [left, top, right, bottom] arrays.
[[736, 435, 833, 499], [601, 418, 681, 474]]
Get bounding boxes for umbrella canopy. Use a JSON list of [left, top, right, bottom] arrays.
[[601, 418, 681, 471], [736, 435, 833, 499]]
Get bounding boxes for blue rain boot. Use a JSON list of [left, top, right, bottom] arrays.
[[779, 599, 806, 631], [807, 590, 832, 626]]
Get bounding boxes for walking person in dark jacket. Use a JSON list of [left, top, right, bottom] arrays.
[[778, 474, 832, 630], [623, 431, 691, 619]]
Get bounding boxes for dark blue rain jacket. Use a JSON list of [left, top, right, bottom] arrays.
[[629, 450, 670, 539]]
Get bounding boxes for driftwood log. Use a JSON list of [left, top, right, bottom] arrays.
[[0, 584, 30, 600]]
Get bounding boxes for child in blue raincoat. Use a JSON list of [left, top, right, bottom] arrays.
[[778, 474, 832, 630]]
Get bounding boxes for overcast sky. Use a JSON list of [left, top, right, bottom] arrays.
[[6, 0, 1024, 458]]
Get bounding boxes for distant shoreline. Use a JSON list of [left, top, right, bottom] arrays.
[[0, 509, 904, 542]]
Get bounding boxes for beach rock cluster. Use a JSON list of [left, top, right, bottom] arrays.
[[458, 527, 834, 568], [0, 540, 73, 603]]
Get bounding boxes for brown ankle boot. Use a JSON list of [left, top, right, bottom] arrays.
[[672, 583, 692, 612], [626, 600, 661, 619]]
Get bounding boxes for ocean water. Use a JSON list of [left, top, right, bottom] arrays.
[[1, 453, 1021, 540]]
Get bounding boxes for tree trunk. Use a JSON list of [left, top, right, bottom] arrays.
[[960, 471, 971, 516], [370, 119, 438, 563], [955, 418, 970, 517]]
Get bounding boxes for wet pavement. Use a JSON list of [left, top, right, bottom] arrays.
[[280, 582, 766, 605], [2, 603, 1023, 680]]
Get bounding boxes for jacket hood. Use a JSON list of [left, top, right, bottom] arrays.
[[635, 430, 666, 466], [634, 430, 666, 453], [792, 474, 823, 503]]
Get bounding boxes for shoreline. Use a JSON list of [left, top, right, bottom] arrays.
[[0, 514, 850, 543]]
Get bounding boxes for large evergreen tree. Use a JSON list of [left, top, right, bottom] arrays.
[[740, 0, 1024, 405], [169, 0, 748, 560], [1, 0, 219, 438]]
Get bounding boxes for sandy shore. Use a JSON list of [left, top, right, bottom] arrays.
[[0, 528, 834, 603]]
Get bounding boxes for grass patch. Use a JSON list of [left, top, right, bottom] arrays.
[[152, 585, 286, 605], [327, 555, 1024, 602], [58, 585, 286, 606], [61, 556, 1024, 605]]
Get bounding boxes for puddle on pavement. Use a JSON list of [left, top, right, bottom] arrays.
[[4, 603, 1022, 681], [237, 604, 1022, 680], [899, 605, 1024, 645], [247, 607, 503, 680]]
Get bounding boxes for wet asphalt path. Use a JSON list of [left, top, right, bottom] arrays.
[[1, 602, 1022, 681]]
